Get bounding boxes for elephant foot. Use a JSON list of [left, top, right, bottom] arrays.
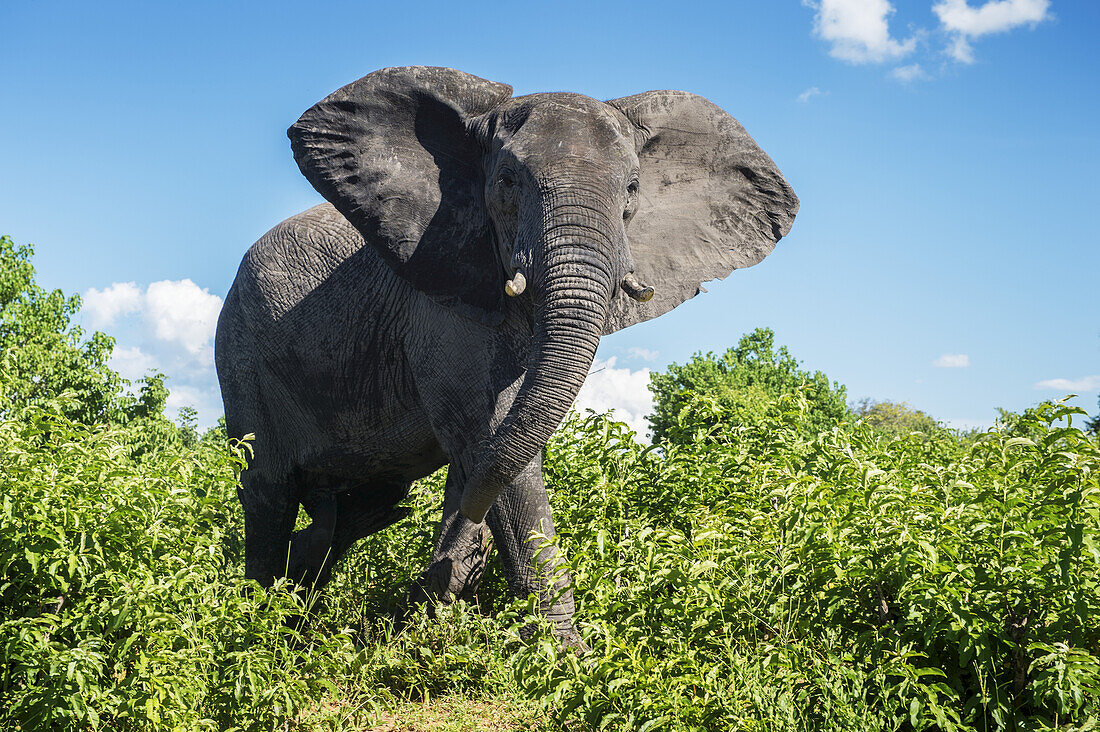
[[409, 539, 492, 608], [553, 623, 591, 656], [410, 515, 493, 607], [518, 618, 590, 656]]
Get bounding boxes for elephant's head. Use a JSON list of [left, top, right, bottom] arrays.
[[288, 67, 798, 523]]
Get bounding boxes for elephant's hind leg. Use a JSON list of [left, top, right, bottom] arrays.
[[288, 475, 412, 589], [287, 490, 338, 588], [329, 480, 413, 564], [240, 473, 300, 588]]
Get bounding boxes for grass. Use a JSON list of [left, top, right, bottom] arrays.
[[357, 697, 542, 731]]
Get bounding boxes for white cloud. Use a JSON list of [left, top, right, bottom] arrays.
[[576, 357, 654, 439], [627, 347, 659, 362], [933, 0, 1051, 62], [1035, 375, 1100, 392], [109, 345, 158, 382], [83, 279, 222, 360], [797, 86, 823, 103], [934, 0, 1050, 36], [165, 383, 224, 423], [947, 34, 977, 63], [82, 282, 142, 328], [804, 0, 918, 64], [892, 63, 929, 82], [83, 279, 224, 428], [144, 279, 223, 357], [933, 353, 970, 368]]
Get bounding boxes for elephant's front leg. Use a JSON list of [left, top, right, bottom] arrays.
[[411, 466, 492, 606], [486, 453, 587, 652], [412, 452, 586, 651]]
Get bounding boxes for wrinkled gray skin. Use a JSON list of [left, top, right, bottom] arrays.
[[215, 67, 797, 645]]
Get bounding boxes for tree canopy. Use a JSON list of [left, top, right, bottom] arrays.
[[647, 327, 849, 444], [0, 235, 124, 424], [853, 398, 941, 438], [0, 235, 197, 451]]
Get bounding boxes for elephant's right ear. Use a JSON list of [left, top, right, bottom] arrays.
[[288, 66, 513, 325]]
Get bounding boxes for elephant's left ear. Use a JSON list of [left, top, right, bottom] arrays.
[[289, 67, 513, 325], [603, 91, 799, 334]]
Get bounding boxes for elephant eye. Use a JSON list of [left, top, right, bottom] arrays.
[[624, 179, 640, 220], [498, 170, 516, 189]]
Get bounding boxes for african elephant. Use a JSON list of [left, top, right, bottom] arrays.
[[214, 66, 797, 645]]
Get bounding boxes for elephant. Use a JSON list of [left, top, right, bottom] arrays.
[[214, 66, 797, 646]]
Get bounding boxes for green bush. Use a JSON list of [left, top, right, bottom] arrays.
[[0, 400, 363, 730], [516, 396, 1100, 730], [0, 235, 123, 425], [648, 327, 849, 444], [854, 398, 942, 439], [0, 397, 532, 730]]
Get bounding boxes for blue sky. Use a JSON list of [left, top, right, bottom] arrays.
[[2, 0, 1096, 432]]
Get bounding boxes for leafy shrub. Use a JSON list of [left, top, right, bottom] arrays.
[[854, 398, 942, 439], [0, 235, 123, 425], [648, 327, 849, 444], [517, 396, 1100, 730], [0, 399, 367, 730]]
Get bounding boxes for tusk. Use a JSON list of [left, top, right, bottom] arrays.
[[621, 273, 654, 302], [505, 270, 527, 297]]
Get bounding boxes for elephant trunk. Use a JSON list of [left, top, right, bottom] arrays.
[[460, 211, 614, 523]]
